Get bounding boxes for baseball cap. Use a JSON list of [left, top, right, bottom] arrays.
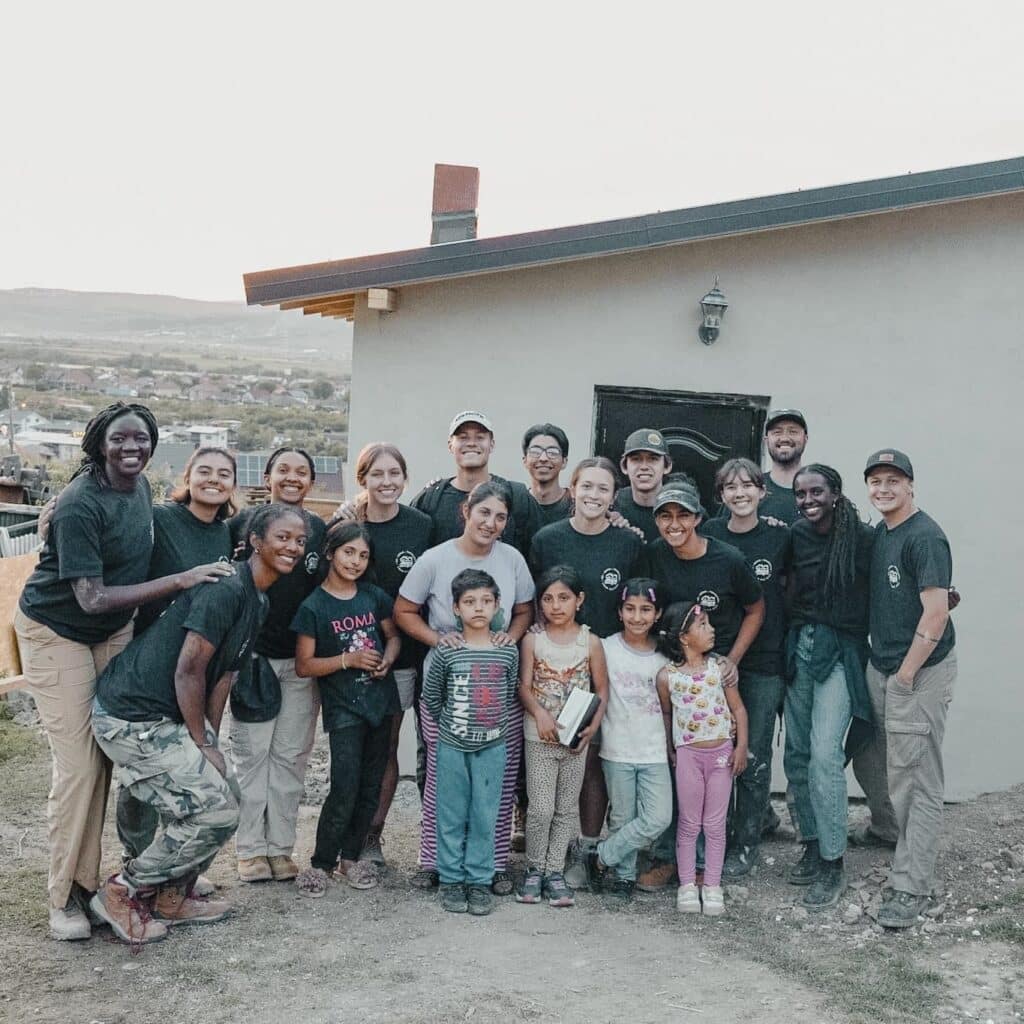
[[448, 410, 494, 436], [863, 449, 914, 480], [765, 408, 808, 432], [653, 485, 703, 516], [622, 428, 670, 458]]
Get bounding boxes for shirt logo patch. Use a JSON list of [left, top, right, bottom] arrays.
[[887, 564, 901, 589], [697, 590, 720, 611], [395, 550, 417, 573], [601, 567, 622, 591], [305, 551, 320, 575], [752, 558, 773, 582]]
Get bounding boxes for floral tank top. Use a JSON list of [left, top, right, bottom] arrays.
[[667, 659, 732, 747], [524, 625, 592, 743]]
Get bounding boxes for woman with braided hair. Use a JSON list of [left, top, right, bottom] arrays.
[[16, 402, 235, 941], [783, 463, 875, 912]]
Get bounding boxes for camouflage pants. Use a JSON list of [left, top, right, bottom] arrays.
[[92, 705, 240, 890]]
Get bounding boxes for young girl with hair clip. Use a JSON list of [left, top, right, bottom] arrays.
[[657, 601, 748, 917], [589, 578, 673, 900], [291, 521, 401, 897]]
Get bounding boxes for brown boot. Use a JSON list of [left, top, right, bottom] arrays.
[[89, 876, 169, 945], [153, 884, 231, 926], [267, 855, 299, 881], [238, 856, 273, 882], [636, 860, 678, 893]]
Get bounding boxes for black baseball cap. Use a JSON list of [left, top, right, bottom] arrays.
[[863, 449, 914, 480], [765, 408, 807, 432], [653, 484, 703, 516], [622, 428, 670, 458]]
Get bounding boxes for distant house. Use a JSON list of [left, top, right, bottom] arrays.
[[15, 430, 82, 463], [187, 424, 230, 448], [103, 384, 138, 398], [1, 409, 47, 431], [187, 382, 229, 403]]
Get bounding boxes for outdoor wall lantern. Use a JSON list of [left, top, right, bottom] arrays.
[[698, 276, 728, 345]]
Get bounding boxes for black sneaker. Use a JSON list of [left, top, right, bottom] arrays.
[[788, 840, 821, 886], [607, 876, 635, 901], [761, 805, 782, 837], [877, 890, 927, 929], [586, 851, 608, 894], [722, 845, 758, 881], [803, 857, 846, 911], [563, 840, 591, 891], [466, 885, 494, 916], [491, 870, 514, 897], [439, 883, 467, 914]]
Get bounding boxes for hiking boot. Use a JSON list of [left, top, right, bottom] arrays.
[[467, 885, 494, 916], [607, 876, 635, 902], [877, 890, 927, 929], [701, 885, 726, 917], [543, 872, 575, 908], [637, 860, 677, 893], [722, 845, 758, 881], [676, 883, 701, 914], [360, 831, 387, 867], [788, 840, 821, 886], [153, 884, 232, 926], [49, 901, 91, 941], [411, 868, 439, 890], [335, 858, 378, 890], [89, 876, 168, 946], [761, 804, 782, 837], [516, 866, 544, 904], [803, 857, 846, 911], [511, 804, 526, 854], [268, 855, 299, 881], [238, 856, 273, 883], [491, 869, 514, 896], [563, 840, 591, 891], [848, 824, 897, 850], [586, 850, 608, 894], [439, 883, 468, 914], [192, 874, 216, 897]]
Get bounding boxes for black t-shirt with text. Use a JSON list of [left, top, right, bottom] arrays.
[[788, 518, 875, 638], [96, 562, 268, 723], [644, 537, 762, 659], [229, 506, 327, 659], [20, 473, 154, 645], [290, 582, 399, 730], [613, 487, 660, 543], [136, 502, 233, 635], [529, 519, 646, 639], [869, 511, 955, 675], [701, 518, 791, 675]]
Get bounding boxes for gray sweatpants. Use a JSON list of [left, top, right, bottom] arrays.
[[853, 653, 957, 896]]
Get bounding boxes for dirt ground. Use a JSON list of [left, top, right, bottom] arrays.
[[1, 713, 1022, 1024]]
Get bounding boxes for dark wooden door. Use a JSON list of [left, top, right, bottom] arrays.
[[592, 386, 770, 514]]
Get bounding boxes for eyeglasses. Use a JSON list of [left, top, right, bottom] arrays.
[[526, 445, 563, 460]]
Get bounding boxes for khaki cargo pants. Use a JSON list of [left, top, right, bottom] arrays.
[[855, 652, 958, 896], [92, 707, 239, 890]]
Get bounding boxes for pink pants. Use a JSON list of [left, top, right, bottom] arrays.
[[675, 740, 733, 887]]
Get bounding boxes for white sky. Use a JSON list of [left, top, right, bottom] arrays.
[[2, 0, 1022, 302]]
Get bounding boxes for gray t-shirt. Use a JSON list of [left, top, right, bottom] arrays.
[[398, 539, 535, 670]]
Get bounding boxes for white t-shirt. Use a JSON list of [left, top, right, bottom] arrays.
[[599, 633, 669, 765]]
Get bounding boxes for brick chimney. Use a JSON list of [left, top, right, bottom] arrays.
[[430, 163, 479, 244]]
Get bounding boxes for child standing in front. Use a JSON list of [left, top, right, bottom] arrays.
[[657, 601, 748, 917], [590, 579, 673, 900], [422, 569, 519, 917], [517, 567, 608, 908], [291, 523, 402, 898]]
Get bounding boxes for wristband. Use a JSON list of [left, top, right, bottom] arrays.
[[914, 630, 939, 644], [341, 653, 349, 670]]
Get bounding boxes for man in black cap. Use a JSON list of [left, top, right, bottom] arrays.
[[759, 409, 809, 525], [612, 429, 673, 542], [854, 449, 957, 929]]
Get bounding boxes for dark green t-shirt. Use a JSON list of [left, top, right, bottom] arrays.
[[869, 511, 955, 675], [363, 505, 434, 670], [701, 518, 791, 675], [644, 537, 762, 658], [19, 473, 154, 645], [229, 506, 327, 659], [759, 476, 799, 526], [290, 582, 398, 730], [789, 518, 875, 639], [135, 502, 233, 635], [95, 562, 268, 723], [529, 519, 645, 639], [530, 491, 573, 533], [613, 487, 661, 543]]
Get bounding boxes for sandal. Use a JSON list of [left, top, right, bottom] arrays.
[[296, 867, 328, 899]]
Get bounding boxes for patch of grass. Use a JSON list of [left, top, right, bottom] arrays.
[[0, 718, 43, 765], [0, 866, 48, 934], [980, 915, 1024, 946]]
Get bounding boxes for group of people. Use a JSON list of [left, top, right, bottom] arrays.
[[14, 400, 957, 946]]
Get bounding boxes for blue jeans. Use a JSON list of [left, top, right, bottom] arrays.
[[435, 741, 507, 885], [783, 625, 851, 860], [729, 671, 785, 850], [598, 760, 673, 881]]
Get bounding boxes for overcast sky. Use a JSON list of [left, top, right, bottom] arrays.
[[2, 0, 1021, 302]]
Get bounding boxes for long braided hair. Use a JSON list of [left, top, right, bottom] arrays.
[[71, 402, 159, 487], [794, 463, 861, 611]]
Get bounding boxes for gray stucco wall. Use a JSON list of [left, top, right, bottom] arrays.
[[348, 193, 1024, 800]]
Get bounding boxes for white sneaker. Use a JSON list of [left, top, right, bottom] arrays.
[[49, 902, 91, 941], [701, 885, 725, 917], [676, 883, 701, 914]]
